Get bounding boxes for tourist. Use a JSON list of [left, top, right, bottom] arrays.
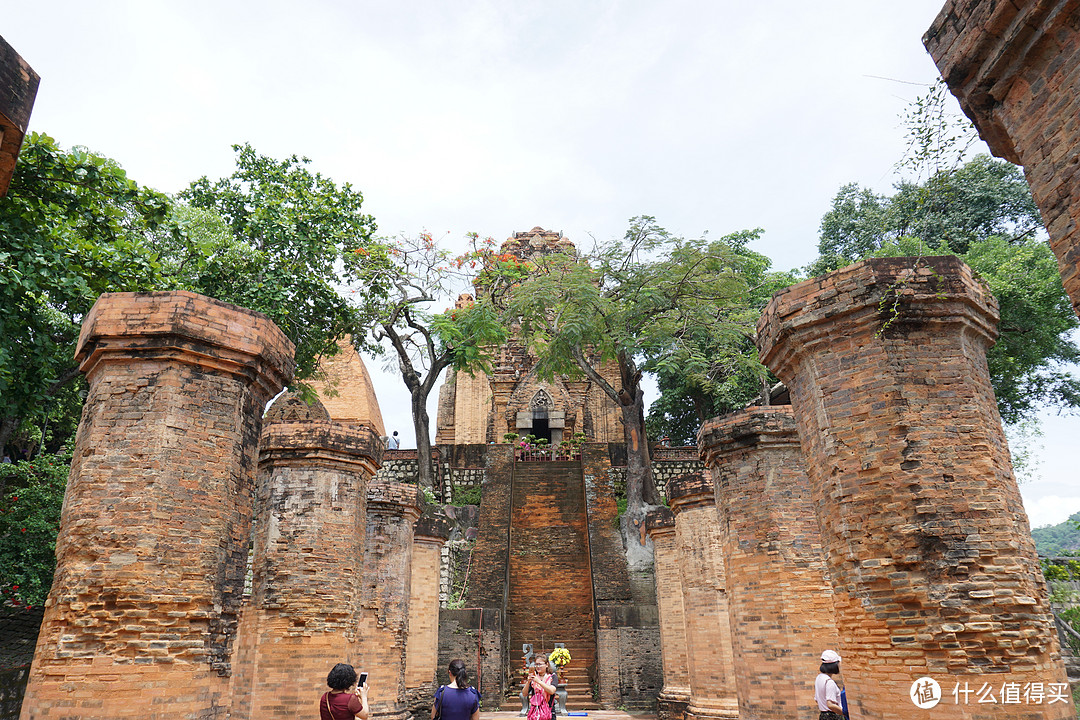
[[320, 663, 369, 720], [521, 652, 556, 720], [387, 431, 400, 450], [814, 650, 844, 720], [432, 659, 480, 720]]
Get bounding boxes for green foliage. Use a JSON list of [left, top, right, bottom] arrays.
[[808, 156, 1079, 425], [0, 133, 172, 453], [178, 143, 382, 380], [1032, 513, 1080, 556], [486, 216, 771, 512], [451, 484, 482, 506], [0, 451, 71, 607]]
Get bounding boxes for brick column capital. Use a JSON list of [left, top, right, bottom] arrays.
[[698, 406, 799, 466], [76, 291, 295, 400], [367, 478, 423, 523], [644, 506, 676, 539], [757, 256, 998, 383], [259, 420, 384, 475], [666, 472, 713, 515], [924, 0, 1073, 164], [414, 511, 453, 544]]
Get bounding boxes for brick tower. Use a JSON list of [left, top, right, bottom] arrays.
[[666, 473, 738, 720], [698, 405, 839, 719], [646, 507, 690, 720], [231, 398, 384, 720], [357, 478, 423, 720], [20, 291, 293, 720], [926, 1, 1080, 320], [405, 512, 453, 706], [758, 257, 1070, 719]]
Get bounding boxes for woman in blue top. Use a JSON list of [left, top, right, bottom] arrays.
[[432, 659, 480, 720]]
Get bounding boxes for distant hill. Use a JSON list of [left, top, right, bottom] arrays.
[[1032, 512, 1080, 556]]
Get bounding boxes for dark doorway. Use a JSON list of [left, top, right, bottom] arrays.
[[531, 417, 551, 443]]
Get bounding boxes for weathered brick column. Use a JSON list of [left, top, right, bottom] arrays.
[[231, 408, 384, 720], [356, 478, 422, 720], [758, 257, 1069, 719], [21, 291, 294, 720], [926, 1, 1080, 319], [404, 512, 452, 707], [646, 507, 690, 720], [698, 406, 839, 720], [667, 473, 738, 720]]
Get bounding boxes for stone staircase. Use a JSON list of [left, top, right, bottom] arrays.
[[502, 461, 600, 711]]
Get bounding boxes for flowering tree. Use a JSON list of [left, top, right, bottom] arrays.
[[354, 233, 508, 490], [482, 217, 771, 563]]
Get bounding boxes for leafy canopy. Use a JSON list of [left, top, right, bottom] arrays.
[[808, 155, 1079, 425], [178, 143, 383, 379]]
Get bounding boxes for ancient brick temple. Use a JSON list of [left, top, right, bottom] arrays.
[[756, 257, 1069, 719], [436, 227, 625, 446], [18, 293, 447, 720], [925, 0, 1080, 321]]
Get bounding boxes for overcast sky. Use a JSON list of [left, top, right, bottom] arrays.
[[6, 1, 1079, 527]]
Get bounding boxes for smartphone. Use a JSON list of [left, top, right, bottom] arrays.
[[359, 672, 368, 687]]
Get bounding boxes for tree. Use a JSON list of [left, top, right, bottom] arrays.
[[489, 217, 767, 556], [808, 156, 1079, 425], [354, 232, 508, 489], [178, 143, 384, 380], [0, 451, 71, 607], [0, 133, 171, 455], [645, 255, 799, 445]]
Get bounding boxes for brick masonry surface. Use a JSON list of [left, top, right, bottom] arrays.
[[645, 508, 689, 720], [699, 406, 839, 720], [231, 419, 382, 720], [667, 473, 738, 720], [357, 479, 422, 720], [436, 609, 503, 709], [406, 514, 452, 693], [0, 34, 38, 197], [20, 291, 294, 720], [758, 257, 1070, 720], [925, 0, 1080, 320]]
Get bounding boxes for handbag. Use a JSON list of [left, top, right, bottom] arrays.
[[432, 685, 444, 720]]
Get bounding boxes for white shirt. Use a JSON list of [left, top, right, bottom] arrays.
[[387, 435, 400, 449], [815, 673, 840, 712]]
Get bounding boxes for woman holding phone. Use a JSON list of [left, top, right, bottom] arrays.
[[321, 663, 370, 720], [520, 653, 556, 720]]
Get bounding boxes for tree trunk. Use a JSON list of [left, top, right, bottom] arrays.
[[411, 388, 435, 492], [617, 372, 661, 573]]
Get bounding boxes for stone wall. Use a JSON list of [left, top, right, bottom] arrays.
[[758, 257, 1069, 719], [20, 291, 294, 720], [926, 0, 1080, 320], [436, 609, 504, 709]]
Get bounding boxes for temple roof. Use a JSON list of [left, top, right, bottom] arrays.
[[312, 338, 386, 436]]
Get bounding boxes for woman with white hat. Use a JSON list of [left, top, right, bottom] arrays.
[[814, 649, 844, 720]]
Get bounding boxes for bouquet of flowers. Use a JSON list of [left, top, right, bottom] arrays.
[[549, 647, 571, 667]]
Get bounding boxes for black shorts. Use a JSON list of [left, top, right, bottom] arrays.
[[818, 712, 843, 720]]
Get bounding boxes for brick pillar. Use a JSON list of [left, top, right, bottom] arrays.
[[926, 1, 1080, 319], [405, 513, 452, 697], [231, 416, 383, 720], [357, 478, 422, 720], [21, 291, 294, 720], [698, 406, 839, 720], [757, 256, 1069, 719], [667, 473, 738, 720], [645, 507, 690, 720]]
